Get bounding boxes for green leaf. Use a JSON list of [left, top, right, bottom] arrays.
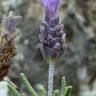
[[20, 73, 37, 96], [53, 90, 60, 96], [37, 84, 46, 96], [8, 84, 21, 96], [65, 86, 72, 96], [61, 77, 66, 96]]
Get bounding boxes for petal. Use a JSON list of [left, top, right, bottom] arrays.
[[42, 0, 61, 19], [42, 0, 61, 12]]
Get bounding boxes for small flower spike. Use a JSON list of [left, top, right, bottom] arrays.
[[0, 11, 22, 80]]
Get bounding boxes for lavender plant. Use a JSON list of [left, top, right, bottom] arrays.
[[0, 0, 72, 96]]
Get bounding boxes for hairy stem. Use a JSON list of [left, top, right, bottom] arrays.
[[48, 61, 55, 96]]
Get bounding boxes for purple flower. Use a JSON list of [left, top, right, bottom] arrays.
[[42, 0, 61, 22], [6, 16, 22, 33], [1, 11, 22, 44], [2, 12, 22, 34]]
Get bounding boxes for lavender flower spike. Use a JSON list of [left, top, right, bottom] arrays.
[[0, 11, 22, 80], [39, 0, 66, 60]]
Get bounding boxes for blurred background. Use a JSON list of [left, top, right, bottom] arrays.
[[0, 0, 96, 96]]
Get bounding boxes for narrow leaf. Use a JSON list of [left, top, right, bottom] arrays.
[[65, 86, 72, 96], [20, 73, 37, 96], [37, 84, 46, 96], [61, 77, 66, 96], [53, 90, 60, 96], [8, 84, 21, 96]]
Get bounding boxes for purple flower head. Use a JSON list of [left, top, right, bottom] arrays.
[[0, 11, 22, 47], [6, 16, 22, 33], [1, 11, 22, 35], [5, 12, 22, 32], [42, 0, 61, 22]]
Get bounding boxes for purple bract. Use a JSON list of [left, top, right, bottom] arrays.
[[7, 16, 22, 33], [42, 0, 61, 21]]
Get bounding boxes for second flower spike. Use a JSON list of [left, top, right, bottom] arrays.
[[0, 11, 22, 80]]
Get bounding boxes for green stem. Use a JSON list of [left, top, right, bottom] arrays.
[[48, 61, 55, 96]]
